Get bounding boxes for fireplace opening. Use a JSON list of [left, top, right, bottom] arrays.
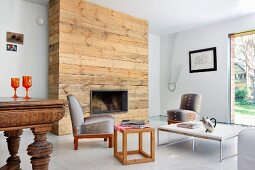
[[91, 90, 128, 114]]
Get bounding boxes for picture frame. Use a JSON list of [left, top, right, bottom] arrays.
[[6, 32, 24, 45], [189, 47, 217, 73], [6, 44, 17, 52]]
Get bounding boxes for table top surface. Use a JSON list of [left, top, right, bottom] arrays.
[[158, 121, 248, 141], [115, 125, 154, 133], [0, 97, 64, 108], [0, 98, 65, 130]]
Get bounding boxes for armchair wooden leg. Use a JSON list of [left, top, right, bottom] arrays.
[[104, 138, 107, 141], [109, 136, 113, 148], [74, 137, 78, 150]]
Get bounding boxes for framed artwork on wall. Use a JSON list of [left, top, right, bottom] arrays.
[[6, 32, 24, 45], [189, 47, 217, 73], [7, 44, 17, 52]]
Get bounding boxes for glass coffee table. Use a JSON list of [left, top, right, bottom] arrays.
[[157, 121, 247, 162]]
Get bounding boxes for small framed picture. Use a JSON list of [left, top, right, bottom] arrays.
[[7, 44, 17, 52], [189, 47, 217, 73], [6, 32, 24, 45]]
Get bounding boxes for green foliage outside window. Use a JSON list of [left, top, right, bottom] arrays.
[[235, 89, 247, 101]]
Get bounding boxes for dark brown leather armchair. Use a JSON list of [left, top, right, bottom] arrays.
[[167, 94, 201, 124], [67, 95, 115, 150]]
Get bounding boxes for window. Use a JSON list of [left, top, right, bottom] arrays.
[[230, 30, 255, 125]]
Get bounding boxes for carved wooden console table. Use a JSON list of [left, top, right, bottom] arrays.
[[0, 98, 65, 170]]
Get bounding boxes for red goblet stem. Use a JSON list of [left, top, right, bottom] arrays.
[[14, 88, 17, 98], [26, 88, 28, 98], [12, 88, 18, 98]]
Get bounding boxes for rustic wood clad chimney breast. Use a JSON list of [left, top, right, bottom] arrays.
[[49, 0, 148, 135]]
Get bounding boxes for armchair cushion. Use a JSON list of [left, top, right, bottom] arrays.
[[75, 115, 114, 135], [80, 121, 114, 135], [167, 109, 197, 122], [84, 115, 114, 125]]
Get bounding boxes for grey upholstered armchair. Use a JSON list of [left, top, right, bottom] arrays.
[[67, 95, 115, 150], [167, 94, 201, 124]]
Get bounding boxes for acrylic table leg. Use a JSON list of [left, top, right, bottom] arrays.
[[192, 137, 195, 151], [27, 126, 52, 170], [2, 130, 23, 170], [220, 140, 223, 162]]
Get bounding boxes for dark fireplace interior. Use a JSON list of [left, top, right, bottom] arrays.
[[91, 90, 128, 114]]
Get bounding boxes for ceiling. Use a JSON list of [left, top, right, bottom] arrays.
[[23, 0, 255, 35]]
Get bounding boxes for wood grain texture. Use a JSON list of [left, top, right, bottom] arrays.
[[114, 127, 155, 165], [49, 0, 148, 135], [49, 0, 60, 101], [0, 98, 65, 170], [0, 98, 65, 129]]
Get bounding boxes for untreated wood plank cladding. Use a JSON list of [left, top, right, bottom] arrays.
[[49, 0, 148, 135], [49, 0, 60, 101]]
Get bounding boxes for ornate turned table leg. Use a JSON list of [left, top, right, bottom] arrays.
[[3, 130, 23, 169], [27, 127, 52, 170]]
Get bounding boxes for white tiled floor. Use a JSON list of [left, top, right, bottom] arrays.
[[0, 117, 238, 170]]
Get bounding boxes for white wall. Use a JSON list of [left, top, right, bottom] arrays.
[[160, 14, 255, 122], [149, 34, 160, 117], [0, 0, 48, 98], [160, 33, 180, 116]]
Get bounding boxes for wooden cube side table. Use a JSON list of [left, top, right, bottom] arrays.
[[114, 125, 155, 165]]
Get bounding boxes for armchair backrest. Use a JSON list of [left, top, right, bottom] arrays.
[[180, 94, 201, 113], [67, 95, 85, 131]]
